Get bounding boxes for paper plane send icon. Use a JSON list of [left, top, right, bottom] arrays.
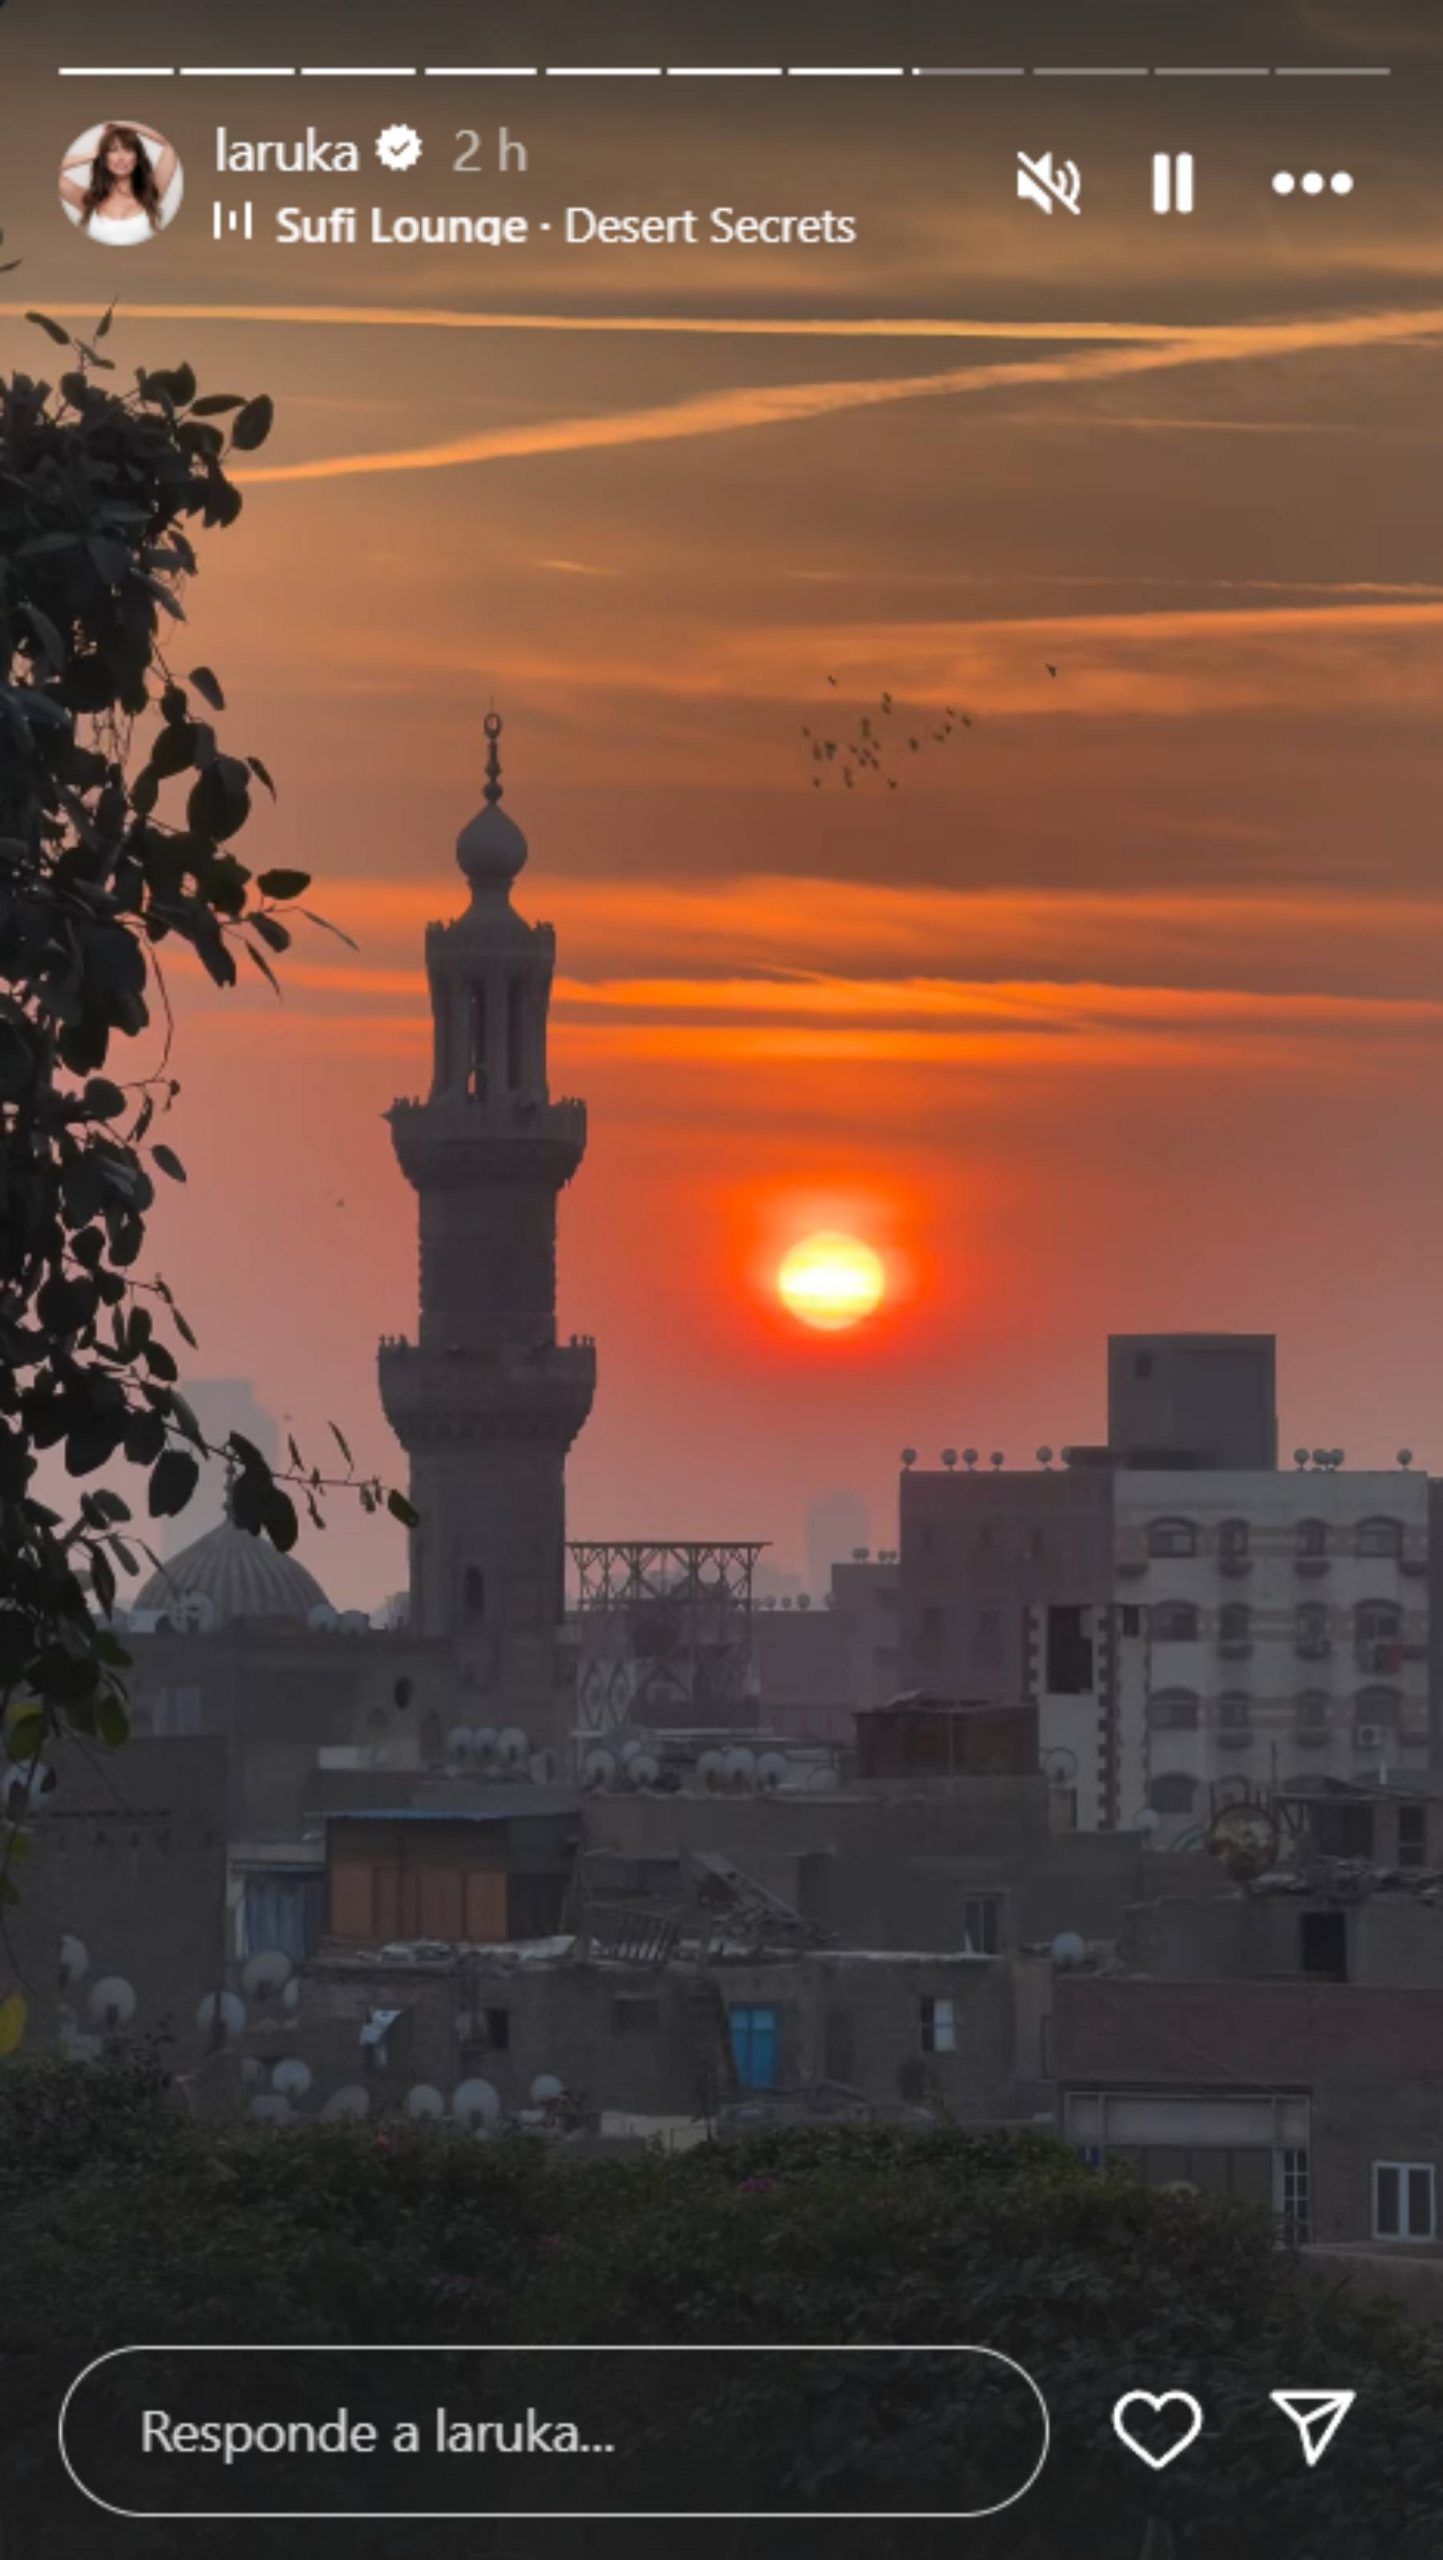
[[1269, 2389, 1356, 2467]]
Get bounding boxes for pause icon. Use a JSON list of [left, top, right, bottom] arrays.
[[1152, 152, 1195, 215]]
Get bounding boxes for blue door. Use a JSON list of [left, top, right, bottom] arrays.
[[729, 2004, 780, 2090]]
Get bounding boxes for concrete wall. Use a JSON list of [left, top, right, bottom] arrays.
[[1123, 1891, 1443, 1990]]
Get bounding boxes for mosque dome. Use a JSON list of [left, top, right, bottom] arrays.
[[135, 1521, 333, 1629], [457, 710, 527, 893]]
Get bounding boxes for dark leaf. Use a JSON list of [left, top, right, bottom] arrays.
[[230, 394, 275, 451]]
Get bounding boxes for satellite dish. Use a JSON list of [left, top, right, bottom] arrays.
[[963, 1448, 979, 1469], [942, 1448, 958, 1470], [1134, 1807, 1161, 1836], [239, 2056, 265, 2087], [447, 1725, 476, 1762], [756, 1751, 790, 1792], [473, 1725, 498, 1759], [1398, 1448, 1415, 1469], [619, 1735, 643, 1762], [1037, 1445, 1054, 1467], [271, 2057, 312, 2097], [452, 2076, 500, 2131], [1050, 1931, 1087, 1968], [696, 1748, 724, 1790], [177, 1590, 218, 1634], [248, 2093, 292, 2124], [797, 1593, 811, 1611], [241, 1949, 294, 2002], [1042, 1748, 1078, 1785], [990, 1450, 1005, 1470], [1293, 1447, 1309, 1468], [197, 1989, 246, 2039], [321, 2084, 371, 2122], [336, 1609, 370, 1634], [87, 1975, 137, 2028], [59, 1933, 89, 1985], [307, 1603, 339, 1631], [282, 1978, 301, 2013], [497, 1725, 529, 1764], [530, 2073, 564, 2105], [628, 1751, 660, 1789], [722, 1746, 756, 1791], [581, 1747, 615, 1791], [407, 2084, 445, 2120]]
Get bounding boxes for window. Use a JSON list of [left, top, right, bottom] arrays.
[[1218, 1601, 1251, 1654], [1120, 1604, 1142, 1637], [1355, 1686, 1402, 1731], [962, 1897, 1000, 1955], [483, 2006, 510, 2051], [419, 1710, 444, 1766], [1295, 1690, 1330, 1735], [975, 1606, 1002, 1667], [1300, 1911, 1347, 1980], [1357, 1516, 1403, 1560], [1134, 1351, 1154, 1379], [1295, 1601, 1330, 1658], [920, 1996, 957, 2054], [1217, 1691, 1251, 1735], [1218, 1518, 1250, 1565], [1148, 1773, 1197, 1815], [1276, 2147, 1311, 2244], [1398, 1805, 1428, 1870], [463, 1566, 485, 1620], [1046, 1604, 1093, 1693], [1296, 1518, 1329, 1562], [1147, 1518, 1196, 1559], [1152, 1599, 1199, 1643], [1373, 2161, 1437, 2242], [729, 2004, 780, 2091], [1147, 1688, 1200, 1731], [920, 1606, 945, 1668], [1356, 1598, 1401, 1646]]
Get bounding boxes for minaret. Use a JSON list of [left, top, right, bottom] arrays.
[[378, 713, 594, 1755]]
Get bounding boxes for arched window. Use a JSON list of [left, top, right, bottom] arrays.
[[1147, 1688, 1200, 1731], [1296, 1518, 1329, 1560], [1218, 1601, 1251, 1653], [1356, 1516, 1402, 1560], [1217, 1518, 1250, 1565], [1147, 1518, 1196, 1559], [1296, 1691, 1330, 1734], [1149, 1773, 1197, 1815], [1217, 1691, 1251, 1734], [1355, 1686, 1402, 1729], [1296, 1601, 1331, 1657], [1151, 1600, 1199, 1643], [463, 1566, 485, 1620]]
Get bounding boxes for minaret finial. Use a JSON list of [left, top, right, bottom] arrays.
[[483, 707, 503, 807]]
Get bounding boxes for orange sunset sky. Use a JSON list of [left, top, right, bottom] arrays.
[[11, 1, 1443, 1602]]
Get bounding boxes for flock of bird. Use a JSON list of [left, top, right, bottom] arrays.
[[802, 663, 1058, 791]]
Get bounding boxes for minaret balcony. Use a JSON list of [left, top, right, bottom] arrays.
[[388, 1091, 586, 1193], [378, 1332, 596, 1449]]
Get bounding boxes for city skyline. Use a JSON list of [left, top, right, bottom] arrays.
[[9, 0, 1443, 1603]]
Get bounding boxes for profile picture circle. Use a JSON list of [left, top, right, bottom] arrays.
[[60, 122, 183, 246]]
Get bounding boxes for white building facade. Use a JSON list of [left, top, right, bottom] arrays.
[[1112, 1469, 1430, 1841]]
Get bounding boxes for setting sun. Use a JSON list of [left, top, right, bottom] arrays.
[[776, 1232, 887, 1333]]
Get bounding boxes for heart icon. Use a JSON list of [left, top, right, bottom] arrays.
[[1112, 2390, 1205, 2471]]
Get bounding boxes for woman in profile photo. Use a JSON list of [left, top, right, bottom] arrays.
[[60, 123, 181, 244]]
